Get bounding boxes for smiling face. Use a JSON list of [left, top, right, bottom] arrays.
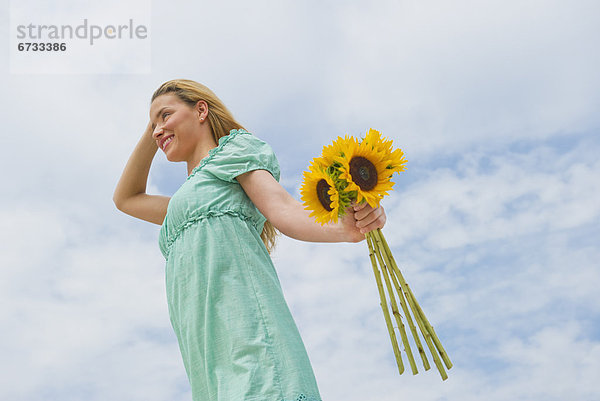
[[149, 93, 206, 163]]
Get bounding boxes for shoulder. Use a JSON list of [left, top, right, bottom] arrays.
[[218, 129, 278, 161], [205, 129, 281, 182], [220, 129, 272, 150]]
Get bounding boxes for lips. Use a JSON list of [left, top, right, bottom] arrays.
[[159, 134, 174, 151]]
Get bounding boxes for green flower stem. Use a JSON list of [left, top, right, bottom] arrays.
[[406, 288, 448, 381], [373, 231, 441, 378], [374, 228, 452, 380], [407, 288, 453, 370], [371, 230, 429, 372], [370, 232, 419, 375], [376, 229, 452, 371], [365, 232, 404, 375]]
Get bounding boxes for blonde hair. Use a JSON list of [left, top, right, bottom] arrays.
[[152, 79, 279, 254]]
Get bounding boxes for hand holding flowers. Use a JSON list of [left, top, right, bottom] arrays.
[[338, 202, 387, 243]]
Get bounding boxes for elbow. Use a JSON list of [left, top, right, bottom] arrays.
[[113, 197, 123, 212], [112, 192, 126, 212]]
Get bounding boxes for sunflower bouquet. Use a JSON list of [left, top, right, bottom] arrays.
[[300, 129, 452, 380]]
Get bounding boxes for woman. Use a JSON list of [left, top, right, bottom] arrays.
[[113, 79, 386, 401]]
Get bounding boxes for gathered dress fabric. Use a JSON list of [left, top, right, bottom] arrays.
[[158, 129, 322, 401]]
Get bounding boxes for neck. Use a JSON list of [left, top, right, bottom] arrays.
[[187, 136, 218, 175]]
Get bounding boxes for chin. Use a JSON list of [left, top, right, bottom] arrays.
[[166, 154, 182, 162], [164, 151, 181, 162]]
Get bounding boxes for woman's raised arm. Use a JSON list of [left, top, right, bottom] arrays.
[[113, 122, 170, 225]]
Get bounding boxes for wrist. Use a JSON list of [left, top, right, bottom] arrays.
[[139, 129, 158, 152], [329, 220, 352, 243]]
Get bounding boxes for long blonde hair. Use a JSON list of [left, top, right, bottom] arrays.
[[151, 79, 279, 254]]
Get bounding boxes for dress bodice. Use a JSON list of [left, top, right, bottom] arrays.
[[158, 129, 280, 258]]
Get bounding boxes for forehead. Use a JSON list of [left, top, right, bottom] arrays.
[[149, 93, 185, 119]]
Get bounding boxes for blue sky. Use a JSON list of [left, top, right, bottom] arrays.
[[1, 1, 599, 400]]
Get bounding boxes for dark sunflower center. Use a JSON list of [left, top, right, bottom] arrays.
[[349, 156, 377, 190], [316, 179, 333, 211]]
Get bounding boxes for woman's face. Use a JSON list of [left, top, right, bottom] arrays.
[[149, 94, 204, 162]]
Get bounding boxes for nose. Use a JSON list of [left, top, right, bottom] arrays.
[[152, 124, 164, 140]]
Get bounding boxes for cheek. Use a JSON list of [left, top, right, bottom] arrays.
[[164, 113, 195, 131], [163, 118, 177, 130]]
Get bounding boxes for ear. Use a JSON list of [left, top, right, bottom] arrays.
[[195, 100, 208, 121]]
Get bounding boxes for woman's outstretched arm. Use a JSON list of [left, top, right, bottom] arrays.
[[237, 169, 386, 243], [113, 122, 170, 225]]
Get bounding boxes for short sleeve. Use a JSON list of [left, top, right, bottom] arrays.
[[204, 130, 281, 183]]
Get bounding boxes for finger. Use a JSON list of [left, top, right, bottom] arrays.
[[354, 203, 377, 221], [344, 205, 357, 216], [353, 201, 368, 212], [359, 212, 386, 233], [355, 206, 383, 231], [361, 219, 385, 233]]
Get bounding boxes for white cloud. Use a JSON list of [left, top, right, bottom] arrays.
[[321, 0, 600, 155], [496, 322, 600, 401], [387, 139, 600, 251], [0, 206, 189, 400]]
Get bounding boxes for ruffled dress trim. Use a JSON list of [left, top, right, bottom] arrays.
[[186, 128, 249, 181], [162, 209, 254, 257]]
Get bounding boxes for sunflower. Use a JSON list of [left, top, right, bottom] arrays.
[[300, 159, 341, 225], [334, 134, 396, 208], [363, 128, 408, 175], [363, 128, 393, 154], [321, 135, 352, 165]]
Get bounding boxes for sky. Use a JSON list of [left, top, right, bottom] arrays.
[[1, 0, 599, 400]]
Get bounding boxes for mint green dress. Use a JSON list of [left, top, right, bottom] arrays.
[[158, 129, 322, 401]]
